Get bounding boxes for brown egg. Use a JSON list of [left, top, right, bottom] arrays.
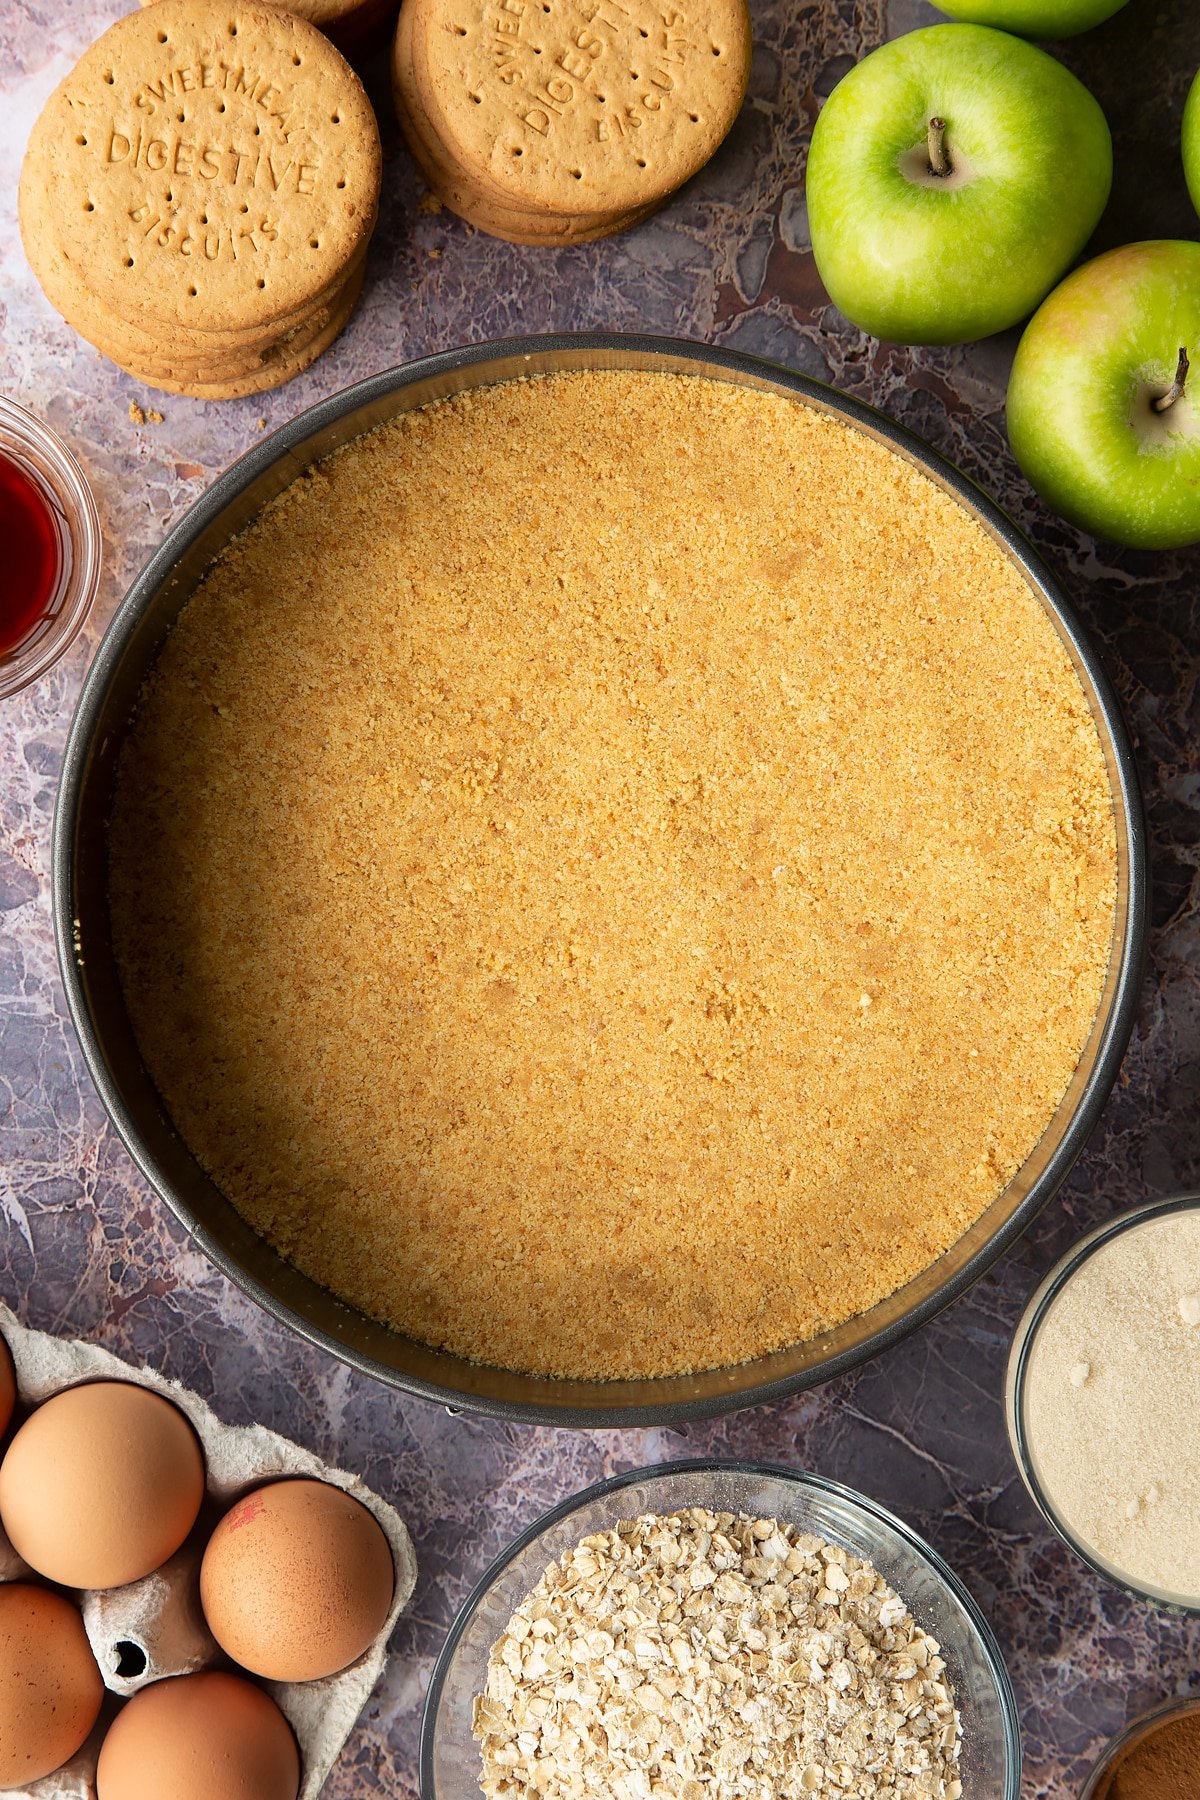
[[200, 1478, 394, 1681], [0, 1582, 104, 1788], [0, 1337, 14, 1440], [95, 1671, 300, 1800], [0, 1380, 205, 1589]]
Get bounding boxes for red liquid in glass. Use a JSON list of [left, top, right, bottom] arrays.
[[0, 453, 60, 657]]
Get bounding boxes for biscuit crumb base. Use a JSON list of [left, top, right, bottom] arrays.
[[108, 372, 1118, 1381]]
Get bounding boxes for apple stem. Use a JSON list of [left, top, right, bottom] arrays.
[[1153, 346, 1190, 412], [926, 117, 951, 179]]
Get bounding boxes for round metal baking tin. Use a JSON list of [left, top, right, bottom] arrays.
[[54, 333, 1148, 1426], [1006, 1193, 1200, 1616]]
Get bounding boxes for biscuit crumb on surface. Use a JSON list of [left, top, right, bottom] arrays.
[[127, 401, 144, 425], [108, 371, 1118, 1381]]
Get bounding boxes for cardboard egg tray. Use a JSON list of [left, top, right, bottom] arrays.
[[0, 1303, 418, 1799]]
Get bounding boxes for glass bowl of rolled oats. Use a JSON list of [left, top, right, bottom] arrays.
[[421, 1459, 1020, 1800]]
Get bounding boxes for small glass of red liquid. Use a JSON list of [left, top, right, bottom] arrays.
[[0, 396, 102, 700]]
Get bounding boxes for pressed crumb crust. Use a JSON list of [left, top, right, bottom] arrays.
[[108, 372, 1118, 1380]]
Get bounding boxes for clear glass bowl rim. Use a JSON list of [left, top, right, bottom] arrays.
[[1078, 1692, 1200, 1799], [1005, 1192, 1200, 1617], [0, 394, 102, 699], [418, 1455, 1022, 1800]]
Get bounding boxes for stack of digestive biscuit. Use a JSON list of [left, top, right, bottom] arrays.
[[391, 0, 752, 243], [19, 0, 381, 399]]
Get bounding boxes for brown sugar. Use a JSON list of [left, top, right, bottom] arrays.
[[107, 371, 1117, 1380], [1094, 1710, 1200, 1800]]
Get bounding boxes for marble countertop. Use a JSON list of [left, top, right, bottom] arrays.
[[4, 0, 1200, 1792]]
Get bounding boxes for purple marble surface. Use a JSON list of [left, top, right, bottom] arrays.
[[3, 0, 1200, 1792]]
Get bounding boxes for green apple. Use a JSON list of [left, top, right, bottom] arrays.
[[1007, 242, 1200, 550], [1184, 67, 1200, 219], [933, 0, 1130, 37], [806, 25, 1112, 345]]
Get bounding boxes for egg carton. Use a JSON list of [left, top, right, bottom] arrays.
[[0, 1303, 417, 1800]]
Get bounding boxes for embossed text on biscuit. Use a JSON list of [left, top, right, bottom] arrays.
[[104, 128, 319, 193]]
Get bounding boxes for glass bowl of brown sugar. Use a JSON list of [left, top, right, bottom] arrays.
[[1080, 1694, 1200, 1800]]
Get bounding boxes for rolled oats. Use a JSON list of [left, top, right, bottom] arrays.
[[472, 1509, 963, 1800]]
